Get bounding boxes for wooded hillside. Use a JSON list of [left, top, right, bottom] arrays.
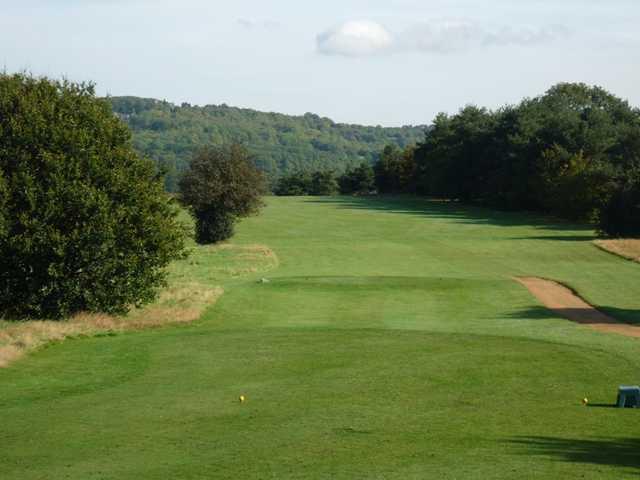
[[107, 96, 425, 191]]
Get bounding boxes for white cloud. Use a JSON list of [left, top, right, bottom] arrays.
[[317, 19, 570, 56], [316, 20, 394, 57]]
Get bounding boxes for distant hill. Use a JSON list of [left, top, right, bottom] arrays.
[[106, 96, 426, 191]]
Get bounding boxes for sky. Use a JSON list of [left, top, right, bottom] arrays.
[[1, 0, 639, 126]]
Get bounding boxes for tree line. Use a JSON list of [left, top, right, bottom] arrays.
[[275, 83, 640, 236], [107, 96, 425, 192], [273, 163, 375, 196]]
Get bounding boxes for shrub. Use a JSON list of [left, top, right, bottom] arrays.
[[179, 144, 266, 244], [0, 74, 187, 319], [193, 210, 235, 245]]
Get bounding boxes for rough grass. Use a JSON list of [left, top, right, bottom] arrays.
[[594, 239, 640, 262], [0, 243, 277, 368], [0, 285, 223, 368]]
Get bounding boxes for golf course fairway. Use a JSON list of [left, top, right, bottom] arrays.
[[1, 196, 639, 479]]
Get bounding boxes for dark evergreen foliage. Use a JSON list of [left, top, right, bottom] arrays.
[[599, 178, 640, 237]]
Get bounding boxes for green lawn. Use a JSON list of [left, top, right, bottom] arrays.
[[1, 196, 640, 479]]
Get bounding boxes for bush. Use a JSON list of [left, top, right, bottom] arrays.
[[179, 144, 266, 244], [194, 210, 235, 245], [0, 74, 187, 319]]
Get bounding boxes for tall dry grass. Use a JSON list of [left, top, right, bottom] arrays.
[[594, 239, 640, 263], [0, 242, 279, 368], [0, 284, 222, 368]]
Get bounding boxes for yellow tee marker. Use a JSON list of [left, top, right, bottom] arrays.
[[239, 395, 246, 403], [581, 397, 588, 406]]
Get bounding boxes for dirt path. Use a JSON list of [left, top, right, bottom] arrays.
[[515, 276, 640, 338]]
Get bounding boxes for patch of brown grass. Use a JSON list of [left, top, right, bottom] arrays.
[[215, 243, 279, 266], [201, 244, 279, 278], [594, 239, 640, 263], [0, 242, 279, 369], [0, 284, 223, 368]]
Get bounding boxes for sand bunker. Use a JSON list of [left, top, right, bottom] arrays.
[[515, 277, 640, 338]]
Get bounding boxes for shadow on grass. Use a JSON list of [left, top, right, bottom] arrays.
[[506, 306, 640, 327], [306, 196, 595, 234], [513, 235, 597, 242], [508, 436, 640, 473]]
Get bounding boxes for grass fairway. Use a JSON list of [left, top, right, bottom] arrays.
[[2, 196, 640, 479]]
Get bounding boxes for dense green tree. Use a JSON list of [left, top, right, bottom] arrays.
[[516, 83, 639, 215], [536, 147, 613, 221], [310, 171, 339, 195], [414, 106, 498, 201], [274, 170, 339, 196], [339, 163, 375, 195], [599, 177, 640, 237], [414, 113, 455, 197], [0, 74, 187, 319], [179, 144, 266, 244], [374, 144, 417, 194]]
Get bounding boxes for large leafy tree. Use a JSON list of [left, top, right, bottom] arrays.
[[0, 74, 187, 319], [515, 83, 639, 217], [179, 144, 266, 244]]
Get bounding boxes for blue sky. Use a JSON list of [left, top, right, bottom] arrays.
[[2, 0, 639, 126]]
